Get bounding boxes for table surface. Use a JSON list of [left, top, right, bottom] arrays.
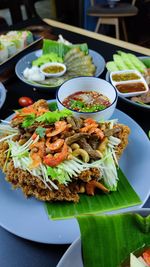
[[0, 18, 150, 267]]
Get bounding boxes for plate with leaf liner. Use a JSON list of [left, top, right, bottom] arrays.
[[57, 208, 150, 267], [15, 39, 106, 91], [0, 102, 150, 244], [105, 54, 150, 110]]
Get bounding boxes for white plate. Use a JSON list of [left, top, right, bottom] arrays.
[[15, 49, 105, 90], [57, 209, 150, 267], [0, 109, 150, 244], [0, 82, 6, 109]]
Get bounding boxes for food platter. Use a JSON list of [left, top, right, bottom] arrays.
[[106, 56, 150, 110], [0, 82, 6, 109], [0, 107, 150, 244], [15, 49, 105, 90], [56, 209, 150, 267]]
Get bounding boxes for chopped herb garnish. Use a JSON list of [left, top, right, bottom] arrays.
[[70, 99, 106, 112], [36, 109, 72, 124], [46, 166, 70, 184], [47, 166, 58, 179], [36, 127, 46, 138], [70, 99, 85, 110], [21, 109, 72, 128], [48, 102, 58, 111], [22, 113, 36, 128]]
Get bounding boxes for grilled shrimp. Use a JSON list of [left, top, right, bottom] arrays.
[[80, 118, 104, 140], [46, 121, 67, 137], [44, 142, 69, 167], [46, 138, 64, 151]]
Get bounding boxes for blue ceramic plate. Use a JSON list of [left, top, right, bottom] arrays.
[[0, 107, 150, 244], [57, 209, 150, 267], [105, 56, 150, 110], [0, 82, 6, 109], [15, 49, 105, 90]]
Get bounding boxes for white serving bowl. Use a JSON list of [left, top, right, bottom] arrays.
[[40, 62, 66, 77], [56, 76, 118, 121], [110, 69, 149, 98]]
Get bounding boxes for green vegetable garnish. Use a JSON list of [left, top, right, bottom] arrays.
[[35, 127, 46, 138], [70, 99, 106, 112], [48, 102, 58, 111], [148, 130, 150, 139], [47, 166, 70, 184], [35, 109, 72, 124], [106, 51, 147, 74], [22, 113, 36, 128], [113, 54, 129, 70], [117, 51, 136, 69], [70, 100, 85, 110], [127, 53, 146, 73], [42, 39, 89, 58], [32, 53, 63, 67], [106, 61, 119, 72], [47, 166, 58, 179], [21, 109, 72, 128]]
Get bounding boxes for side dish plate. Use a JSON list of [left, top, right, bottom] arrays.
[[106, 56, 150, 110], [57, 209, 150, 267], [15, 49, 105, 90]]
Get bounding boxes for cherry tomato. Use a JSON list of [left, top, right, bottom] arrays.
[[18, 97, 33, 107]]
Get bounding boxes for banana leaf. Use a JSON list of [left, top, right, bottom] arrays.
[[45, 168, 141, 220], [42, 39, 89, 58], [141, 57, 150, 68], [77, 212, 150, 267]]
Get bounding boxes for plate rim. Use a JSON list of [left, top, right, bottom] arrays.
[[15, 48, 106, 89], [0, 82, 7, 109], [0, 107, 150, 244]]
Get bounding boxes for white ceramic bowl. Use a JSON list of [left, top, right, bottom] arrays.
[[56, 76, 118, 121], [40, 62, 66, 77]]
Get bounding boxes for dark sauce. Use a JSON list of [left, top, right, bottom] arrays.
[[116, 82, 147, 94]]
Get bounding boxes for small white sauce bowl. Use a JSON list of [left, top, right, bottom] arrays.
[[40, 62, 66, 77], [110, 70, 149, 97], [56, 76, 118, 121]]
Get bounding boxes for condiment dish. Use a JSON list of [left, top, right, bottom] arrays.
[[40, 62, 66, 77], [56, 76, 118, 121], [110, 70, 149, 97]]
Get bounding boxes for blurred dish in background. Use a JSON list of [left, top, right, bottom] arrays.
[[106, 53, 150, 110], [0, 31, 43, 68], [0, 82, 6, 109], [15, 48, 106, 91]]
